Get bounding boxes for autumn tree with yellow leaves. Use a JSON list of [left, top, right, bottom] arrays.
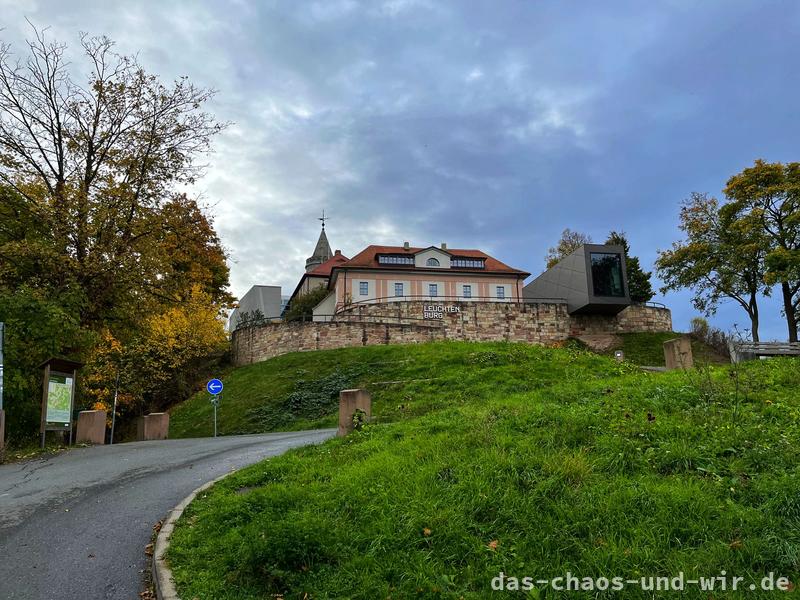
[[0, 28, 231, 444]]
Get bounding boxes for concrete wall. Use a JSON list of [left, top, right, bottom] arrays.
[[312, 291, 337, 321], [232, 301, 672, 366], [230, 285, 283, 330]]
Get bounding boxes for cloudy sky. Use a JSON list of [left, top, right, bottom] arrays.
[[2, 0, 798, 339]]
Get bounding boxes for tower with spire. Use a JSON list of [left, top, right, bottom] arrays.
[[305, 210, 333, 272]]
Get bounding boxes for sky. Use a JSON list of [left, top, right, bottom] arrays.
[[1, 0, 798, 340]]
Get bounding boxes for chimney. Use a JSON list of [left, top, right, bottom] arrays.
[[334, 249, 341, 256], [403, 241, 410, 250], [441, 242, 447, 250]]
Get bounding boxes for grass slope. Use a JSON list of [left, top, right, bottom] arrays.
[[167, 342, 800, 599], [604, 332, 730, 367], [170, 342, 550, 438], [170, 333, 726, 439]]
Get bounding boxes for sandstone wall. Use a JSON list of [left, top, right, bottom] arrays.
[[231, 301, 672, 366]]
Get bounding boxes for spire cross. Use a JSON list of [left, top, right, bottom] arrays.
[[319, 210, 329, 229]]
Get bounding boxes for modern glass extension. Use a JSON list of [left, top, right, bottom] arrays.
[[590, 252, 625, 297]]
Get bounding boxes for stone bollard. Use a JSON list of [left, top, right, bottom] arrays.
[[137, 413, 170, 441], [338, 389, 371, 437], [664, 337, 693, 370], [75, 410, 106, 444]]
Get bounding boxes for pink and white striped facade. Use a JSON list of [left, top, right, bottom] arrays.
[[313, 244, 530, 318]]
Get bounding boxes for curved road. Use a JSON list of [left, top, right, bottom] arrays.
[[0, 430, 335, 600]]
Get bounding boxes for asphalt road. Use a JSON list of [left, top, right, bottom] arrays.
[[0, 429, 335, 600]]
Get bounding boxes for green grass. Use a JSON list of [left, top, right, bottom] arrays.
[[166, 342, 800, 599], [606, 332, 730, 367], [170, 333, 728, 439], [170, 342, 555, 438]]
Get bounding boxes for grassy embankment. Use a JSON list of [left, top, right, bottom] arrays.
[[606, 332, 729, 367], [167, 341, 800, 599], [169, 332, 726, 438]]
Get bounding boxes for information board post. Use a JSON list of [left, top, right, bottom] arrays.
[[0, 321, 5, 411], [207, 379, 223, 438], [0, 322, 5, 455], [39, 358, 83, 449]]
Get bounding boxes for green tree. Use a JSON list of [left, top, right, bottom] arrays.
[[545, 228, 592, 268], [724, 160, 800, 342], [0, 286, 93, 444], [0, 29, 228, 330], [0, 29, 231, 443], [655, 193, 771, 342], [284, 288, 331, 322], [604, 231, 654, 303]]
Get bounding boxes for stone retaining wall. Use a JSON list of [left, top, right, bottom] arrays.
[[231, 301, 672, 366]]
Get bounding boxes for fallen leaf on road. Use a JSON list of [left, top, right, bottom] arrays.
[[144, 543, 154, 556]]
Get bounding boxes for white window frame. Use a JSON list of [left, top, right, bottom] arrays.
[[462, 284, 472, 298], [496, 285, 505, 299], [359, 281, 369, 296], [429, 283, 438, 297], [394, 282, 404, 297]]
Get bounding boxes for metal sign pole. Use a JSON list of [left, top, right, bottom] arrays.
[[109, 368, 120, 444], [0, 322, 4, 455], [206, 378, 223, 439], [0, 321, 5, 411]]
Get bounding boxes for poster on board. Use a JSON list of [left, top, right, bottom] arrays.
[[46, 373, 73, 424]]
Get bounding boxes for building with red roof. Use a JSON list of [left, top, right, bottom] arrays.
[[305, 239, 530, 319]]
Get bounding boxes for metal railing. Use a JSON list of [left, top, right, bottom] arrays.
[[633, 300, 667, 309], [345, 294, 569, 306]]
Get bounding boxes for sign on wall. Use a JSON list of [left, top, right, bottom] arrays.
[[423, 305, 461, 319]]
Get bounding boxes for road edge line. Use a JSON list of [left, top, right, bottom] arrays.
[[152, 472, 230, 600]]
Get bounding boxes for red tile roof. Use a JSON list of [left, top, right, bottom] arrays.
[[336, 245, 529, 276], [308, 252, 350, 276]]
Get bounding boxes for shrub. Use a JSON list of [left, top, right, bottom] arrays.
[[284, 288, 331, 322], [690, 316, 731, 358]]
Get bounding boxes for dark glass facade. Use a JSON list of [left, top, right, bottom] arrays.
[[590, 253, 625, 297]]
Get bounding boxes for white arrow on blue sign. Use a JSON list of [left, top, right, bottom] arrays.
[[206, 378, 224, 395]]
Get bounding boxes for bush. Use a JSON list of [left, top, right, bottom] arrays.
[[284, 287, 331, 322], [689, 316, 730, 358]]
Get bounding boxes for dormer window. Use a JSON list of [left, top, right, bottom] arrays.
[[378, 254, 414, 265], [451, 257, 485, 269], [426, 257, 440, 267]]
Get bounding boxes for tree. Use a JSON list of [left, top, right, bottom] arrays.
[[604, 231, 654, 303], [0, 28, 228, 329], [655, 193, 771, 342], [724, 160, 800, 342], [234, 309, 268, 330], [128, 285, 228, 410], [0, 285, 93, 443], [284, 288, 331, 322], [545, 229, 592, 268], [0, 29, 231, 442]]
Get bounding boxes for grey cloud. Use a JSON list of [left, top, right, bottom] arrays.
[[2, 0, 798, 339]]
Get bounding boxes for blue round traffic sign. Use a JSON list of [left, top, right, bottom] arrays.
[[207, 378, 224, 395]]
